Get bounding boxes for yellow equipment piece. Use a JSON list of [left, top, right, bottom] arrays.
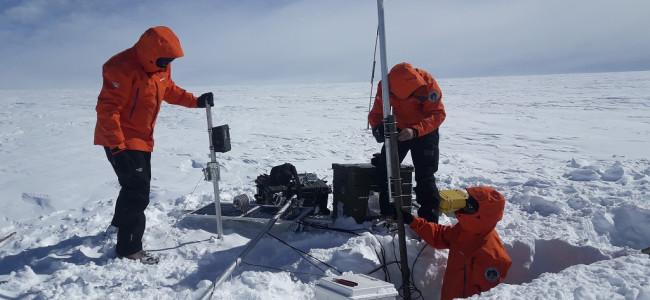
[[439, 189, 469, 214]]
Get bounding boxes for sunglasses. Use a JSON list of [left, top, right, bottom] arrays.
[[459, 196, 479, 214]]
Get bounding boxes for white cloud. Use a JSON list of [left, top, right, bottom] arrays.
[[1, 0, 649, 89]]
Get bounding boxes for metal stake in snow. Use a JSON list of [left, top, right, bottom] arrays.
[[376, 0, 412, 299], [204, 104, 224, 239], [201, 198, 295, 300], [0, 232, 16, 244]]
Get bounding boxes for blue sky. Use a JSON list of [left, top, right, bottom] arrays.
[[1, 0, 649, 90]]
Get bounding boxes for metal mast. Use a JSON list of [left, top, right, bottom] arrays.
[[204, 104, 224, 239], [376, 0, 411, 298]]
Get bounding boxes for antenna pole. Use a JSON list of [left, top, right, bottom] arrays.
[[376, 1, 411, 299], [205, 104, 224, 239]]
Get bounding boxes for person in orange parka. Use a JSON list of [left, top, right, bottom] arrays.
[[369, 62, 446, 223], [397, 186, 512, 300], [94, 26, 214, 264]]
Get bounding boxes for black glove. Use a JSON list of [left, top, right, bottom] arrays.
[[372, 125, 385, 143], [197, 92, 214, 108], [370, 152, 382, 167], [392, 204, 414, 224]]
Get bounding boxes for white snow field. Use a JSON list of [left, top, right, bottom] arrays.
[[1, 71, 649, 299]]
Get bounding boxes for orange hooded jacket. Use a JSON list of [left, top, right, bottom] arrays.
[[409, 186, 512, 300], [94, 26, 198, 152], [368, 62, 445, 137]]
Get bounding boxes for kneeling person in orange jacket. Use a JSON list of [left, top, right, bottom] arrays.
[[396, 186, 512, 300], [94, 26, 214, 264]]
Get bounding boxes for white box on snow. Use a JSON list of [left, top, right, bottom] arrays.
[[314, 273, 398, 300]]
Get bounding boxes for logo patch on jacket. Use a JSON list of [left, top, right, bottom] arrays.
[[484, 267, 500, 282], [112, 81, 120, 88], [429, 91, 440, 103]]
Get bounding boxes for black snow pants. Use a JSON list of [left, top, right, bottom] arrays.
[[104, 147, 151, 256], [374, 129, 441, 223]]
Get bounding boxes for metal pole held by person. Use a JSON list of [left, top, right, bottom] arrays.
[[204, 104, 224, 239], [376, 0, 411, 299]]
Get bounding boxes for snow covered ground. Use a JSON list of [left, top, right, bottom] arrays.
[[1, 71, 649, 299]]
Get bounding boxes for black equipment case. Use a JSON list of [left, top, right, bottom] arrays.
[[332, 163, 413, 223], [254, 172, 331, 215]]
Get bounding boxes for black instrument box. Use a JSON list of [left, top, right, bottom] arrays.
[[332, 163, 413, 223], [254, 173, 331, 215]]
